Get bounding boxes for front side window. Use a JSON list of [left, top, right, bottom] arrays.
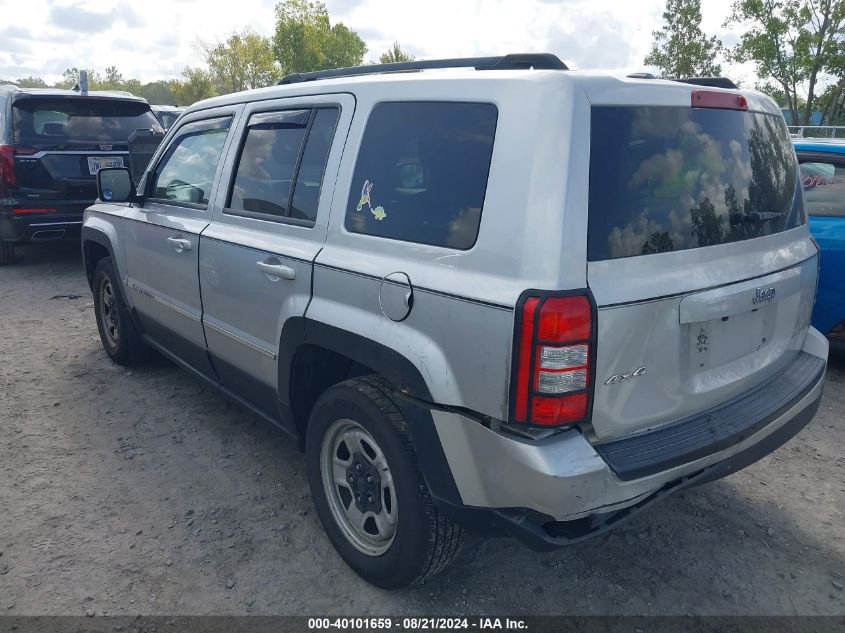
[[344, 102, 498, 249], [799, 160, 845, 218], [150, 117, 232, 206], [228, 107, 339, 222]]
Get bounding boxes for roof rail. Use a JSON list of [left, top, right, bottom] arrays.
[[279, 53, 568, 85], [673, 76, 738, 90]]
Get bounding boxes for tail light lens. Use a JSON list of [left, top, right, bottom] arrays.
[[691, 89, 747, 111], [0, 145, 34, 194], [0, 145, 16, 191], [512, 293, 595, 427]]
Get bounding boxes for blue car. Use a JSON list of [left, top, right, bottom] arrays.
[[793, 139, 845, 350]]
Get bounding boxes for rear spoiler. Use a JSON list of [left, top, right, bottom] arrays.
[[626, 73, 738, 90]]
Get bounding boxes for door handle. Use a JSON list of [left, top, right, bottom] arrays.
[[166, 237, 192, 252], [256, 260, 296, 280]]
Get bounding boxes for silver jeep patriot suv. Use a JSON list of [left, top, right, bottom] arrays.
[[81, 54, 829, 588]]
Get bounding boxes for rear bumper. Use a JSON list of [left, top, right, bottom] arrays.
[[432, 327, 828, 548], [0, 204, 87, 243]]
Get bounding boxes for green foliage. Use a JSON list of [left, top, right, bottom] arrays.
[[14, 76, 48, 88], [139, 80, 178, 106], [201, 28, 280, 94], [726, 0, 845, 125], [56, 68, 101, 90], [171, 67, 217, 106], [379, 42, 415, 64], [272, 0, 367, 74], [645, 0, 723, 77]]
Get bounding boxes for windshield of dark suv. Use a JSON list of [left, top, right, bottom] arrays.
[[587, 106, 804, 260], [12, 98, 162, 145]]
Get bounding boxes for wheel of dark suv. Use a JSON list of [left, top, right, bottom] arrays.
[[0, 241, 16, 265], [92, 257, 144, 365], [306, 375, 463, 589]]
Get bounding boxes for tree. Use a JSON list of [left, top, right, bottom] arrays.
[[56, 68, 101, 90], [98, 66, 142, 95], [140, 80, 178, 106], [379, 42, 415, 64], [726, 0, 845, 126], [200, 28, 279, 94], [14, 76, 48, 88], [171, 67, 217, 106], [645, 0, 723, 77], [272, 0, 367, 74]]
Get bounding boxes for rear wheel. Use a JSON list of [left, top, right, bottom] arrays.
[[92, 257, 145, 365], [0, 241, 16, 265], [306, 376, 462, 588]]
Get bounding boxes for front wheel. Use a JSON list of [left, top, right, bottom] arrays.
[[306, 376, 462, 588], [92, 257, 145, 365]]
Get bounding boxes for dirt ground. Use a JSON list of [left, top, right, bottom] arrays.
[[0, 239, 843, 616]]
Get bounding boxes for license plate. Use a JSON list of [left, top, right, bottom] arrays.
[[87, 156, 124, 175]]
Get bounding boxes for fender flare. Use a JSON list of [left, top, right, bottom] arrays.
[[80, 225, 115, 287], [279, 318, 462, 507]]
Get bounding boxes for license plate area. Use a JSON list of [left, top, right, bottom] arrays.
[[87, 156, 124, 175], [687, 305, 777, 371], [680, 267, 802, 373]]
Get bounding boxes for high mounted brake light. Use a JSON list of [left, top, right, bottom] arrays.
[[511, 291, 596, 427], [691, 89, 747, 111]]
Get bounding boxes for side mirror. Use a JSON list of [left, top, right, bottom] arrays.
[[97, 167, 135, 203]]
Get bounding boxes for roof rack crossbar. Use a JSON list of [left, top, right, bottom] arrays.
[[279, 53, 567, 85], [672, 77, 738, 90]]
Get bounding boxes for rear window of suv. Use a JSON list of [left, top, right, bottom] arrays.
[[344, 101, 497, 250], [588, 106, 804, 260], [12, 98, 162, 144]]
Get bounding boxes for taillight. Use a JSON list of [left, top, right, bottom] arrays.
[[511, 292, 595, 427], [0, 145, 15, 190], [0, 145, 34, 193]]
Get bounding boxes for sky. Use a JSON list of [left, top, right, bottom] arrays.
[[0, 0, 752, 86]]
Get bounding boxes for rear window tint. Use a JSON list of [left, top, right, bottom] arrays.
[[229, 110, 310, 218], [13, 98, 162, 144], [588, 106, 804, 261], [799, 161, 845, 217], [227, 107, 339, 223], [345, 102, 497, 249]]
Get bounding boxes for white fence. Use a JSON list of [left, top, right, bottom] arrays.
[[788, 125, 845, 139]]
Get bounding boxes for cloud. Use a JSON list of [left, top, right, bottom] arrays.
[[2, 25, 34, 40], [1, 0, 745, 84], [48, 2, 145, 33]]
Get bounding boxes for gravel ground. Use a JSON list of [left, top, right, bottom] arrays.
[[0, 239, 843, 616]]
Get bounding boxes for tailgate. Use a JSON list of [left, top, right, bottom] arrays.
[[583, 91, 817, 441]]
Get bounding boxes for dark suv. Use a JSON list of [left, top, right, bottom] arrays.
[[0, 85, 162, 264]]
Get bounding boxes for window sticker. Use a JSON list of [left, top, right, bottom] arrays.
[[355, 178, 387, 220], [356, 179, 373, 211]]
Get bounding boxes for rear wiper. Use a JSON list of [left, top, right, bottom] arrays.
[[729, 211, 785, 225]]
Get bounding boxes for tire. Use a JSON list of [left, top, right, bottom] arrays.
[[0, 241, 16, 265], [92, 256, 145, 365], [306, 375, 462, 589]]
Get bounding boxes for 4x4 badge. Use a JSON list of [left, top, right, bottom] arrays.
[[605, 366, 647, 385]]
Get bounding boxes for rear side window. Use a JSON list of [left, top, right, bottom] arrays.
[[150, 117, 231, 207], [345, 102, 497, 249], [12, 98, 162, 144], [799, 161, 845, 217], [227, 107, 339, 223], [588, 106, 804, 260]]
